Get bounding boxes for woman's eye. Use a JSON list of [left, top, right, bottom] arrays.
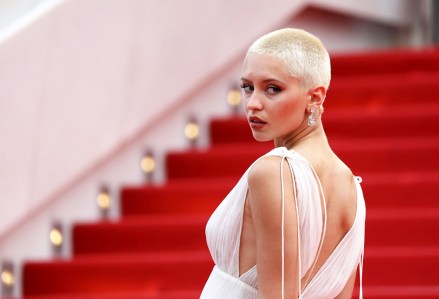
[[240, 84, 253, 93], [266, 86, 281, 94]]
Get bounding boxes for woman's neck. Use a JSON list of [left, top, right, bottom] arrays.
[[274, 123, 329, 151]]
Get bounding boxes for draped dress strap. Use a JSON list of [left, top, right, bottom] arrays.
[[300, 176, 366, 298], [277, 148, 327, 298]]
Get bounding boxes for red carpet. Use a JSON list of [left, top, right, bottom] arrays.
[[20, 48, 439, 298]]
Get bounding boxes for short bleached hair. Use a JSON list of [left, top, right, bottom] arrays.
[[246, 28, 331, 90]]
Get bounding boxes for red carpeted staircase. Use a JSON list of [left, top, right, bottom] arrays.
[[20, 48, 439, 299]]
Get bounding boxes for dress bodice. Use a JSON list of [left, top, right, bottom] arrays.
[[201, 147, 365, 299]]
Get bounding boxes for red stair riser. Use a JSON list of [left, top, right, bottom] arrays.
[[365, 211, 439, 247], [73, 217, 208, 255], [209, 110, 439, 144], [120, 175, 439, 217], [327, 74, 439, 108], [22, 249, 439, 295], [363, 248, 439, 286], [17, 291, 439, 299], [23, 253, 213, 296], [166, 143, 439, 179], [19, 292, 201, 299], [324, 116, 439, 139], [330, 49, 439, 77], [121, 178, 237, 217], [361, 176, 439, 209], [71, 212, 439, 255]]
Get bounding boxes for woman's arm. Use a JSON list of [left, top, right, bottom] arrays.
[[247, 156, 299, 299]]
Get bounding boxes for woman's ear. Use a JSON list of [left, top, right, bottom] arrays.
[[308, 85, 326, 108]]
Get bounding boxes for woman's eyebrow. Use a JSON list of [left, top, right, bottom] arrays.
[[241, 77, 283, 84]]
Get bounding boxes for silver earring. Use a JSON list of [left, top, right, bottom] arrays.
[[308, 107, 316, 127]]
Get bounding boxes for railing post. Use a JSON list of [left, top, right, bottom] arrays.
[[432, 0, 439, 44]]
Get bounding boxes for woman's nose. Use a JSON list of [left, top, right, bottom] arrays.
[[245, 94, 263, 111]]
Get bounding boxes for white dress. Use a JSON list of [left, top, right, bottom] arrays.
[[200, 147, 366, 299]]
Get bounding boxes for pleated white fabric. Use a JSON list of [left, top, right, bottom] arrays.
[[200, 147, 366, 299]]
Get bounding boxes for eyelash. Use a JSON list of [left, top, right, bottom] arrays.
[[266, 86, 281, 93], [240, 84, 253, 93], [240, 84, 281, 94]]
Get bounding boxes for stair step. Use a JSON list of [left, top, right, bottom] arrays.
[[360, 171, 439, 209], [23, 252, 213, 296], [121, 178, 236, 217], [330, 48, 439, 77], [334, 138, 439, 174], [22, 247, 439, 296], [121, 172, 439, 217], [363, 247, 439, 286], [19, 291, 200, 299], [210, 106, 439, 144], [72, 209, 439, 255], [166, 138, 439, 179], [327, 73, 439, 109], [73, 216, 209, 255], [362, 285, 439, 299], [365, 209, 439, 247], [324, 106, 439, 139], [16, 285, 439, 299]]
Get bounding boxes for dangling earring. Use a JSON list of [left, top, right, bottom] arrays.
[[308, 107, 316, 127]]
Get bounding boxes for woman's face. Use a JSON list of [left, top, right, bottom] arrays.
[[241, 53, 310, 143]]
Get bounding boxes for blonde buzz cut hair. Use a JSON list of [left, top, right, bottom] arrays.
[[246, 28, 331, 90]]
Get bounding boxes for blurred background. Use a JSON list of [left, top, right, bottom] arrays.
[[0, 0, 438, 298]]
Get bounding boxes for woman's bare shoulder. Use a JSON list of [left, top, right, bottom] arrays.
[[247, 155, 295, 211], [248, 155, 290, 186]]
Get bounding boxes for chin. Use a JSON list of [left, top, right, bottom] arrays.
[[251, 132, 272, 142]]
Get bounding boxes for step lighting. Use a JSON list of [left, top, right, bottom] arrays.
[[227, 88, 241, 112], [97, 186, 111, 218], [50, 227, 63, 246], [1, 270, 14, 287], [1, 261, 14, 296], [184, 118, 200, 144], [49, 222, 63, 256], [141, 151, 155, 176]]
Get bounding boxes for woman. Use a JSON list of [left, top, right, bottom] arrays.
[[201, 28, 366, 299]]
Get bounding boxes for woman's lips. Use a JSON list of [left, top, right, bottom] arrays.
[[248, 116, 266, 130]]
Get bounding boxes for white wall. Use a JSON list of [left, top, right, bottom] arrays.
[[0, 0, 421, 295], [1, 0, 306, 242], [0, 0, 54, 31]]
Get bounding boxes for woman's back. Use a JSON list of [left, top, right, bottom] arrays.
[[297, 148, 359, 296]]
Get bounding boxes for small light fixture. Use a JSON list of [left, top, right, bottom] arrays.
[[49, 221, 63, 257], [227, 87, 242, 114], [140, 150, 155, 180], [1, 261, 14, 296], [96, 185, 111, 218], [184, 117, 200, 145]]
